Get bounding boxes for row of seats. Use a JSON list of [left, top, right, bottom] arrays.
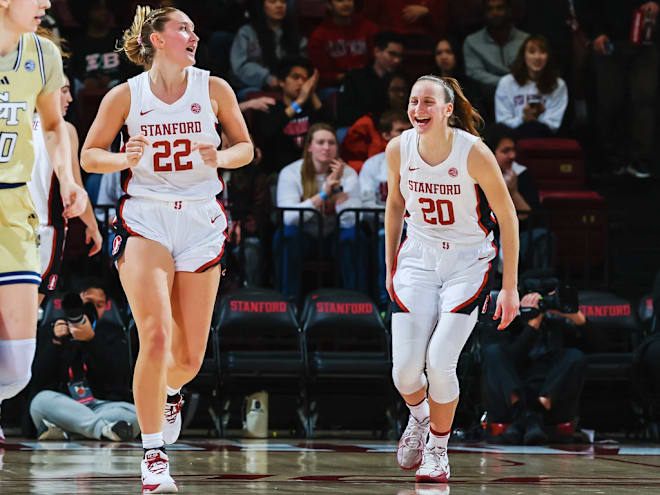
[[40, 286, 656, 437]]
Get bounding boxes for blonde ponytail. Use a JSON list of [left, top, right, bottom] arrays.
[[117, 5, 178, 69]]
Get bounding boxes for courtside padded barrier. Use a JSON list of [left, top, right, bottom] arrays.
[[516, 138, 585, 190]]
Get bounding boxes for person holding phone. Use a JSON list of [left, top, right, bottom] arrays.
[[494, 34, 568, 138]]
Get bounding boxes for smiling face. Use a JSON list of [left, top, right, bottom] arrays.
[[308, 129, 338, 166], [524, 40, 548, 76], [408, 80, 453, 134], [2, 0, 50, 34], [151, 10, 199, 68]]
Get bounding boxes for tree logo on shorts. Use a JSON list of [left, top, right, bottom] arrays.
[[48, 274, 58, 291], [112, 235, 122, 256], [448, 167, 458, 178], [191, 103, 201, 114]]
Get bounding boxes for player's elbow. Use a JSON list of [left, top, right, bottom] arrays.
[[80, 149, 97, 173]]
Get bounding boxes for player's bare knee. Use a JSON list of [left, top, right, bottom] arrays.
[[140, 328, 170, 360]]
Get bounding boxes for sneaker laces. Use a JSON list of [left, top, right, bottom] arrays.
[[145, 451, 168, 475], [422, 445, 448, 469], [401, 416, 428, 448], [164, 396, 183, 425]]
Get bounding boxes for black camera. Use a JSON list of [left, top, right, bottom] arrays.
[[61, 293, 98, 328]]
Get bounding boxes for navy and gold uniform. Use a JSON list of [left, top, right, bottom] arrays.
[[0, 33, 64, 286]]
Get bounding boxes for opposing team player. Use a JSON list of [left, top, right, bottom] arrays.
[[81, 6, 253, 493], [0, 0, 87, 434], [385, 75, 520, 482], [29, 73, 103, 305]]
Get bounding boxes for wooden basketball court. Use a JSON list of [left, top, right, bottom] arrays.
[[1, 438, 660, 493]]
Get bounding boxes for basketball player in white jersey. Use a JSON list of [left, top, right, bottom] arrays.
[[29, 75, 103, 305], [385, 75, 520, 483], [80, 6, 253, 493]]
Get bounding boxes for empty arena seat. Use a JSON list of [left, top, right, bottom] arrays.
[[516, 138, 586, 190], [300, 289, 394, 435], [215, 287, 307, 433], [539, 190, 607, 281], [577, 291, 641, 377]]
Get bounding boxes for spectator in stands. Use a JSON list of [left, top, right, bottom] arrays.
[[338, 31, 405, 126], [255, 57, 332, 175], [463, 0, 529, 114], [432, 37, 479, 102], [307, 0, 379, 89], [275, 123, 363, 298], [70, 0, 131, 92], [484, 124, 551, 271], [576, 0, 658, 179], [341, 74, 409, 171], [482, 291, 588, 445], [230, 0, 307, 98], [495, 35, 568, 138], [358, 112, 411, 306], [29, 279, 138, 441], [362, 0, 449, 47], [634, 270, 660, 424]]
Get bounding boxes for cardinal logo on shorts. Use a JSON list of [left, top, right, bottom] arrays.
[[191, 103, 201, 114], [47, 274, 58, 291], [448, 167, 458, 178], [112, 235, 122, 256]]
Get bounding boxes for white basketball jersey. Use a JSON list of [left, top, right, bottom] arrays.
[[122, 67, 223, 201], [28, 113, 61, 227], [399, 127, 495, 244]]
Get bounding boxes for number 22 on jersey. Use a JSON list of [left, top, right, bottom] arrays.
[[152, 139, 192, 172]]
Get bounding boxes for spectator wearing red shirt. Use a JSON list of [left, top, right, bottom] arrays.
[[363, 0, 449, 44], [308, 0, 380, 88]]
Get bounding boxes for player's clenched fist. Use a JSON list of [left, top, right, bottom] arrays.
[[125, 133, 150, 167], [192, 141, 220, 167]]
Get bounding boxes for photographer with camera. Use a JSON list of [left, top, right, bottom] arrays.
[[28, 280, 138, 441], [481, 281, 587, 444]]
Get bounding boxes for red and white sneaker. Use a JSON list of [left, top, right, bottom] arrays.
[[141, 448, 178, 493], [397, 415, 429, 470], [415, 445, 450, 483], [162, 394, 184, 445]]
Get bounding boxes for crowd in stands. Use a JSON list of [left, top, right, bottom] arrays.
[[2, 0, 659, 442]]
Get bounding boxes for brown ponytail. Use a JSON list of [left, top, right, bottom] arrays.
[[36, 26, 70, 58], [415, 75, 484, 137], [117, 5, 178, 69]]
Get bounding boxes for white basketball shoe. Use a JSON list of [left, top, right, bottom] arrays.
[[415, 444, 450, 483], [162, 394, 184, 444], [141, 448, 178, 493], [397, 414, 430, 470]]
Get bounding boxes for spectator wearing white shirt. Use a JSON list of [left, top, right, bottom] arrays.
[[275, 123, 364, 299], [495, 34, 568, 138]]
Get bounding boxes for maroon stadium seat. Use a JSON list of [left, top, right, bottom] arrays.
[[516, 138, 586, 190], [539, 190, 606, 281]]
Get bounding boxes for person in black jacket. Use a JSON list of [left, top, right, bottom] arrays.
[[337, 31, 405, 126], [254, 56, 332, 175], [28, 280, 138, 441], [576, 0, 658, 178], [482, 290, 588, 445]]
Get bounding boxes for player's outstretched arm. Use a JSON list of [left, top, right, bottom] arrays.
[[80, 83, 135, 174], [384, 136, 406, 302], [468, 140, 520, 329]]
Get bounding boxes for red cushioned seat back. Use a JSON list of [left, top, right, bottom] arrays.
[[516, 138, 585, 190]]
